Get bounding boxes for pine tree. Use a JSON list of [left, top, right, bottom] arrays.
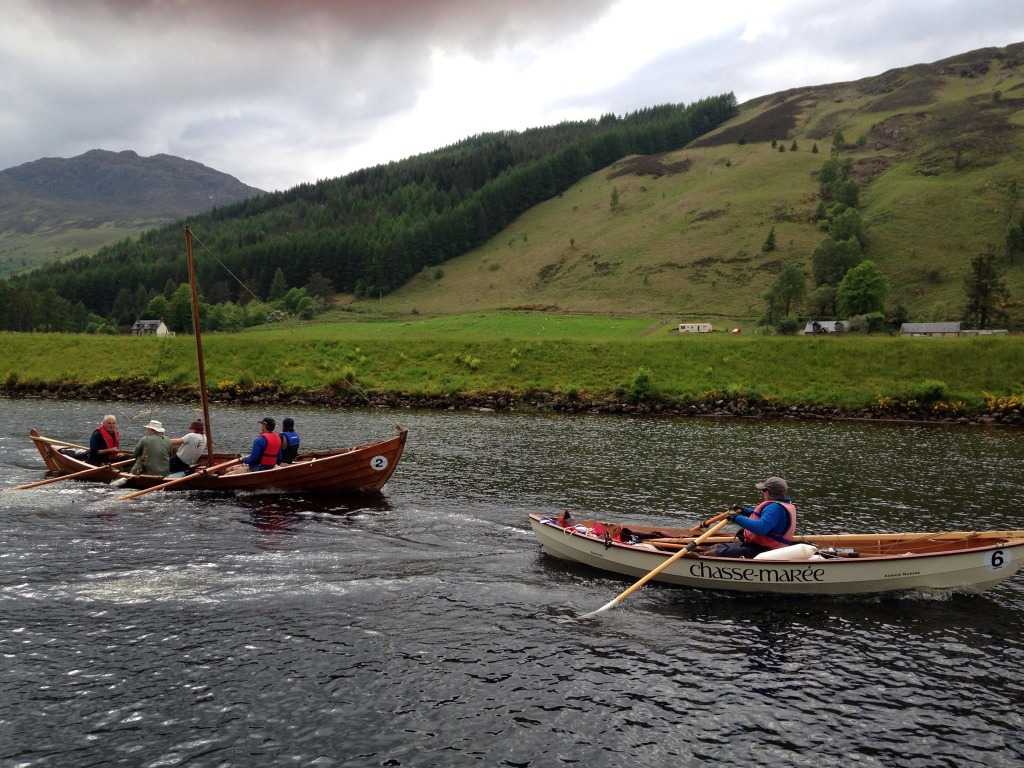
[[964, 247, 1010, 329], [269, 268, 289, 301]]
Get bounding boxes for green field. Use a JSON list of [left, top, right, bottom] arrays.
[[3, 315, 1022, 416]]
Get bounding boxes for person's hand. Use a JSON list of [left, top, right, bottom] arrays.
[[727, 510, 740, 522]]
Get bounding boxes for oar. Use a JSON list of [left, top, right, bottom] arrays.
[[113, 458, 242, 501], [31, 435, 92, 452], [699, 509, 733, 528], [5, 458, 135, 490], [571, 518, 731, 621]]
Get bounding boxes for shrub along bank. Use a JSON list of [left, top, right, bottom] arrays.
[[1, 330, 1021, 426]]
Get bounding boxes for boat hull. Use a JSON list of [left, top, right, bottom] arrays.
[[29, 429, 406, 495], [529, 514, 1024, 596]]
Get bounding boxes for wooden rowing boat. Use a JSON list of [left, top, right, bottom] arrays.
[[529, 513, 1024, 596], [22, 225, 407, 496], [29, 428, 406, 494]]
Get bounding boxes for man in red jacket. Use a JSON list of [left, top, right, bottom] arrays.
[[239, 417, 283, 471]]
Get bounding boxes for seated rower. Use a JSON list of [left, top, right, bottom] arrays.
[[131, 420, 173, 477], [169, 419, 207, 475], [233, 417, 282, 472], [712, 476, 797, 558], [279, 417, 300, 464], [87, 414, 121, 465]]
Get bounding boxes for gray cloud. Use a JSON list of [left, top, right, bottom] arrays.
[[573, 0, 1024, 114], [2, 0, 1022, 191]]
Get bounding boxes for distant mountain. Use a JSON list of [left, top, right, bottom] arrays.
[[0, 149, 264, 276]]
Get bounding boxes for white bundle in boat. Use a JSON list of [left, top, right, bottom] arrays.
[[753, 543, 818, 561]]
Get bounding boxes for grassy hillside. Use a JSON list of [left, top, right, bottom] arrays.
[[361, 45, 1024, 327], [0, 219, 167, 278], [370, 145, 825, 320]]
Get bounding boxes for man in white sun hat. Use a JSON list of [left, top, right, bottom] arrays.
[[130, 419, 173, 477]]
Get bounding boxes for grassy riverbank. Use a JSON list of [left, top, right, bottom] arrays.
[[2, 315, 1023, 420]]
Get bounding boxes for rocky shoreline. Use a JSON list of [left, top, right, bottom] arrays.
[[3, 381, 1021, 427]]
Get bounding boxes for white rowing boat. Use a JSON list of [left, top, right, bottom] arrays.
[[529, 513, 1024, 596]]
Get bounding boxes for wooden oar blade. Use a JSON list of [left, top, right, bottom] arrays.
[[574, 597, 624, 621]]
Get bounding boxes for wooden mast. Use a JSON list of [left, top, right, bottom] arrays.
[[185, 226, 215, 464]]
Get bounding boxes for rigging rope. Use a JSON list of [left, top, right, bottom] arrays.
[[187, 229, 404, 435]]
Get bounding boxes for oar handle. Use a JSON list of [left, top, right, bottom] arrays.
[[701, 509, 733, 528], [113, 458, 241, 501]]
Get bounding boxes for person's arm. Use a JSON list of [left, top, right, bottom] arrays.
[[89, 430, 103, 456], [90, 430, 117, 458], [242, 435, 266, 468], [736, 503, 787, 536]]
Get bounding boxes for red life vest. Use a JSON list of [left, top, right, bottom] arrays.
[[96, 425, 119, 450], [743, 499, 797, 550], [259, 431, 282, 467]]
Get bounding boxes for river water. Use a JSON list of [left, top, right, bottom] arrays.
[[1, 398, 1022, 767]]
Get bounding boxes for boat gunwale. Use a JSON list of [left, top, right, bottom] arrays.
[[529, 514, 1024, 562]]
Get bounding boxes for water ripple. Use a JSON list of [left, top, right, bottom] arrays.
[[2, 401, 1023, 766]]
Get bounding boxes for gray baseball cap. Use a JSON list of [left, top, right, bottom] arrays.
[[756, 476, 788, 499]]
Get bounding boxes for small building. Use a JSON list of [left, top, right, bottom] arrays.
[[803, 320, 845, 335], [900, 322, 961, 337], [678, 322, 712, 333], [131, 319, 170, 336]]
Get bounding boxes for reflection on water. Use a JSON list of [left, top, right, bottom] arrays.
[[1, 398, 1022, 767]]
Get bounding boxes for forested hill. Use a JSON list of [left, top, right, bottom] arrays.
[[0, 94, 737, 329]]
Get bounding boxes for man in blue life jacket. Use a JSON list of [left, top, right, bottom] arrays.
[[279, 417, 300, 464], [713, 476, 797, 558], [238, 417, 283, 471]]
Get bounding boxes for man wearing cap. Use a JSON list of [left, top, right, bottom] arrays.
[[713, 476, 797, 558], [238, 417, 282, 471], [131, 419, 173, 477], [169, 418, 208, 475]]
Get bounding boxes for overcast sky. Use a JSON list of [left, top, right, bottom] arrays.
[[4, 0, 1024, 192]]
